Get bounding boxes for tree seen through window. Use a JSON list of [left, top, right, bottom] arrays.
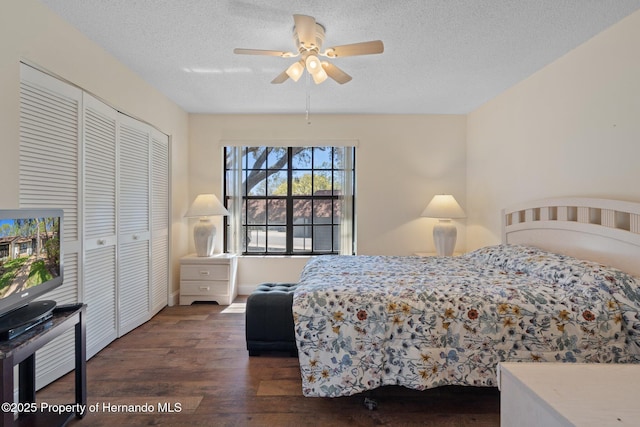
[[224, 146, 354, 255]]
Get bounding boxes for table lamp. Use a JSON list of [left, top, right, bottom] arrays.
[[184, 194, 229, 257], [421, 194, 466, 256]]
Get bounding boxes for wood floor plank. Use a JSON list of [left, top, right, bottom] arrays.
[[36, 296, 500, 426], [256, 379, 303, 396]]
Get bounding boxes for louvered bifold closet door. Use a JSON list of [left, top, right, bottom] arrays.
[[118, 114, 151, 336], [19, 63, 82, 389], [151, 130, 169, 314], [83, 93, 118, 358]]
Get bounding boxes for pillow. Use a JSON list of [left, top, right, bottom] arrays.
[[466, 244, 639, 299], [464, 244, 551, 272]]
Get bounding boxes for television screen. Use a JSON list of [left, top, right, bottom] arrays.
[[0, 209, 63, 321]]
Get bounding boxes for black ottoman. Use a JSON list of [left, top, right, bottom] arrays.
[[245, 283, 299, 357]]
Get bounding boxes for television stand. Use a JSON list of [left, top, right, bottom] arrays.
[[0, 301, 57, 341], [0, 304, 86, 427]]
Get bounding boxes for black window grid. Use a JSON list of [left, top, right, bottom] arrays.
[[223, 147, 353, 256]]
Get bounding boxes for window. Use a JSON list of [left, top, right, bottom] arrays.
[[224, 146, 355, 255]]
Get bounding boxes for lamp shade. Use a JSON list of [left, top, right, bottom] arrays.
[[305, 54, 322, 73], [184, 194, 229, 218], [286, 60, 304, 82], [421, 195, 466, 219], [311, 67, 328, 84]]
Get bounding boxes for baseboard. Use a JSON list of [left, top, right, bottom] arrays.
[[168, 289, 180, 306]]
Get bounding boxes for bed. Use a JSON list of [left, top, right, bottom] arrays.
[[292, 197, 640, 397]]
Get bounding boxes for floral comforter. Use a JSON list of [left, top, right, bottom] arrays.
[[292, 245, 640, 397]]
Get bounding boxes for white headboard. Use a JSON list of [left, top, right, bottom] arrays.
[[502, 197, 640, 277]]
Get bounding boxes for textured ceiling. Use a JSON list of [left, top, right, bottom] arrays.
[[39, 0, 640, 114]]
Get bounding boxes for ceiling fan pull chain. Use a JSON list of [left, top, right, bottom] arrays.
[[306, 72, 312, 125]]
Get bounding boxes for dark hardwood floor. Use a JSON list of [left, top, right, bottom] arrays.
[[37, 296, 500, 426]]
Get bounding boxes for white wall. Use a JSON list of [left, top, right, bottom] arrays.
[[189, 114, 467, 292], [1, 0, 190, 299], [466, 9, 640, 249]]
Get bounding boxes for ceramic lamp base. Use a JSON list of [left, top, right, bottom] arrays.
[[433, 219, 457, 256], [193, 218, 216, 257]]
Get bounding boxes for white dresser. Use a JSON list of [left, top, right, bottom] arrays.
[[179, 253, 238, 306], [499, 362, 640, 426]]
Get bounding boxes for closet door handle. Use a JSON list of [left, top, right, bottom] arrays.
[[97, 239, 106, 245]]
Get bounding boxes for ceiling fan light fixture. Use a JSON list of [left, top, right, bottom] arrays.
[[311, 67, 328, 84], [305, 54, 322, 73], [286, 60, 304, 82]]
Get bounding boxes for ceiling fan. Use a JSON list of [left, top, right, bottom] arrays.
[[234, 14, 384, 85]]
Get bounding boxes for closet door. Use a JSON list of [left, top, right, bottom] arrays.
[[19, 63, 82, 388], [118, 114, 151, 336], [18, 64, 171, 388], [150, 130, 169, 314], [83, 93, 118, 358]]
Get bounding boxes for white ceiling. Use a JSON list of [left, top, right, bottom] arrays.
[[39, 0, 640, 115]]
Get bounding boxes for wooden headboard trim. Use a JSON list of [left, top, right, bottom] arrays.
[[503, 198, 640, 240]]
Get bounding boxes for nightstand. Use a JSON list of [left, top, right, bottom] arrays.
[[179, 253, 238, 306]]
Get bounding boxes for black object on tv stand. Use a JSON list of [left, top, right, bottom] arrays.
[[0, 304, 86, 427], [0, 301, 58, 341]]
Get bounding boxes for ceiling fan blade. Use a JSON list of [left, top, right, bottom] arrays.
[[234, 48, 296, 57], [321, 62, 352, 84], [293, 14, 317, 49], [271, 69, 290, 84], [322, 40, 384, 58]]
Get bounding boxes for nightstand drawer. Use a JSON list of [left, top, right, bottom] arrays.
[[181, 264, 229, 281], [181, 281, 229, 296]]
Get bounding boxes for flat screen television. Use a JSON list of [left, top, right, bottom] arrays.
[[0, 208, 63, 340]]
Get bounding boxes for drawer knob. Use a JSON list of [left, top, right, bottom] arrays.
[[199, 286, 210, 291], [97, 239, 106, 245], [199, 271, 210, 276]]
